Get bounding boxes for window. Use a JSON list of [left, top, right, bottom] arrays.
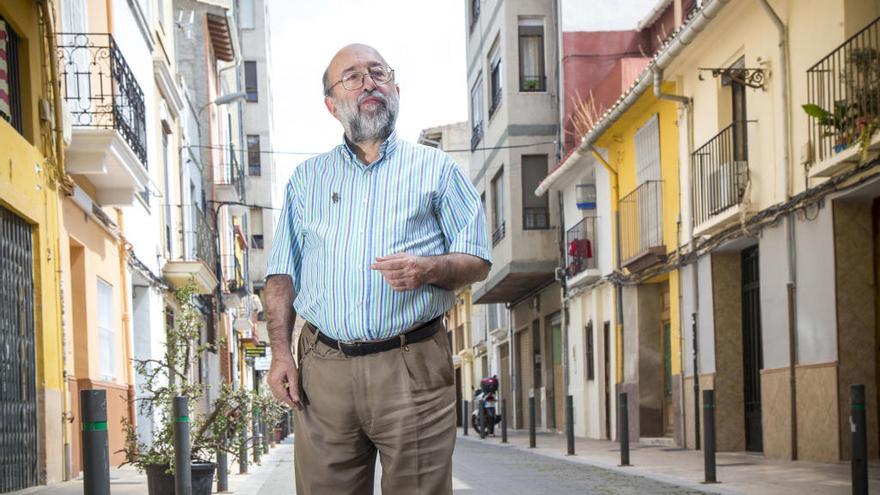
[[518, 19, 545, 91], [244, 61, 258, 102], [585, 321, 595, 380], [635, 114, 661, 184], [250, 207, 264, 249], [247, 134, 261, 176], [157, 0, 166, 29], [521, 155, 549, 229], [0, 17, 23, 135], [470, 74, 484, 149], [240, 0, 255, 29], [491, 168, 505, 245], [97, 278, 115, 380], [470, 0, 480, 29], [488, 41, 502, 116], [162, 130, 173, 256]]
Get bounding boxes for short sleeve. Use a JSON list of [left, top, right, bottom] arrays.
[[435, 160, 492, 266], [265, 178, 303, 286]]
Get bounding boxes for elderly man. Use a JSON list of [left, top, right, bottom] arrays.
[[263, 43, 491, 495]]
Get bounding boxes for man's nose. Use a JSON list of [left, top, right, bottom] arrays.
[[362, 73, 378, 91]]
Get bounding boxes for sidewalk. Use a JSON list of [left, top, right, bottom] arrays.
[[460, 428, 880, 494]]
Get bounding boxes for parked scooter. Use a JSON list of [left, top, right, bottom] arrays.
[[471, 375, 502, 438]]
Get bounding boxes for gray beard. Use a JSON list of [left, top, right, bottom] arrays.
[[336, 90, 399, 143]]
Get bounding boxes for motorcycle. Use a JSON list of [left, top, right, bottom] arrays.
[[471, 376, 502, 438]]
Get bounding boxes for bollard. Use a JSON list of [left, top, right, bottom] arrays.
[[501, 398, 508, 443], [252, 411, 261, 464], [479, 400, 487, 439], [529, 396, 536, 448], [173, 396, 192, 495], [262, 420, 269, 454], [703, 390, 717, 483], [851, 384, 868, 495], [80, 390, 110, 495], [566, 395, 575, 455], [238, 427, 248, 474], [463, 400, 469, 436], [216, 431, 228, 492], [619, 392, 630, 466]]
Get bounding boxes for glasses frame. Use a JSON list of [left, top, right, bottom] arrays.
[[326, 66, 395, 95]]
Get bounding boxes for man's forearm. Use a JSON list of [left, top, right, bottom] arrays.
[[264, 274, 297, 359], [428, 253, 490, 291]]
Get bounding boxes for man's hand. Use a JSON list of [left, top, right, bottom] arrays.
[[371, 253, 436, 291], [267, 353, 303, 410]]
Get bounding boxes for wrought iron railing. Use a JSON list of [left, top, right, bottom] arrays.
[[566, 216, 598, 278], [56, 33, 148, 167], [619, 180, 663, 263], [523, 206, 549, 230], [806, 16, 880, 162], [215, 147, 245, 200], [520, 75, 546, 92], [181, 205, 217, 268], [492, 221, 506, 246], [691, 122, 752, 226], [471, 121, 483, 150]]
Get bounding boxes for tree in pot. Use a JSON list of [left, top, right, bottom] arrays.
[[119, 281, 245, 495]]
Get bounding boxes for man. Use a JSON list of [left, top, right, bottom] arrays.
[[263, 43, 491, 495]]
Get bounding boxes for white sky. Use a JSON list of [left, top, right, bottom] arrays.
[[266, 0, 469, 193]]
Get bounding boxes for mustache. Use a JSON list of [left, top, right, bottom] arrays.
[[357, 90, 388, 106]]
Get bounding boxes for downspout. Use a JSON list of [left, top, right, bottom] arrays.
[[507, 304, 516, 427], [653, 67, 691, 106], [115, 209, 138, 443], [757, 0, 798, 460]]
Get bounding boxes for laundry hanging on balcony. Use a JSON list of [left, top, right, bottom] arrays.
[[568, 238, 593, 259]]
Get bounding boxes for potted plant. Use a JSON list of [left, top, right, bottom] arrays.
[[803, 100, 858, 153], [252, 390, 286, 447], [119, 281, 245, 495]]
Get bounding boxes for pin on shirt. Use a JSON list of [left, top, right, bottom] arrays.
[[332, 192, 340, 204]]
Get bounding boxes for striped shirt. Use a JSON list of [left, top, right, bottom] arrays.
[[266, 130, 491, 341]]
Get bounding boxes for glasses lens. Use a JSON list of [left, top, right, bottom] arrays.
[[341, 72, 364, 90], [369, 67, 392, 84]]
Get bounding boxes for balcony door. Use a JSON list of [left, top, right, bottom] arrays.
[[731, 58, 748, 163]]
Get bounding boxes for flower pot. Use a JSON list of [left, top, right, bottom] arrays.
[[146, 462, 217, 495]]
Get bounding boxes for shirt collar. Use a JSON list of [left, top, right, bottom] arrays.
[[340, 129, 400, 167]]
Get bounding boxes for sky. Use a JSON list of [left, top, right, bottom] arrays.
[[265, 0, 469, 193]]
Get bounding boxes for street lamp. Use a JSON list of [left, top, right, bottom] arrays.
[[197, 91, 248, 119]]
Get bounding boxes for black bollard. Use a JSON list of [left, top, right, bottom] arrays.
[[252, 411, 261, 464], [463, 400, 469, 436], [173, 396, 192, 495], [703, 390, 717, 483], [238, 427, 248, 474], [217, 431, 228, 492], [851, 384, 868, 495], [566, 395, 575, 455], [80, 390, 110, 495], [501, 398, 508, 443], [529, 396, 536, 448], [479, 400, 487, 439], [619, 392, 630, 466], [262, 420, 269, 454]]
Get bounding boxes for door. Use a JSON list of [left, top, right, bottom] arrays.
[[0, 205, 38, 492], [552, 318, 564, 431], [531, 320, 542, 427], [742, 245, 764, 452]]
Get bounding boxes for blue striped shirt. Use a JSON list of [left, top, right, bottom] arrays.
[[266, 130, 492, 341]]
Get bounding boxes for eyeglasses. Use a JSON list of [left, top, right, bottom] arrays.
[[326, 66, 395, 94]]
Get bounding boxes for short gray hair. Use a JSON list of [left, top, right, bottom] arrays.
[[322, 66, 331, 97]]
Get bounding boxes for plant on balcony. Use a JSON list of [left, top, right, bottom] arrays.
[[802, 100, 859, 152], [118, 280, 260, 495]]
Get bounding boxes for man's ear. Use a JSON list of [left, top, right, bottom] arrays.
[[324, 95, 337, 118]]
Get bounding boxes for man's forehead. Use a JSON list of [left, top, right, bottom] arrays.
[[329, 45, 387, 76]]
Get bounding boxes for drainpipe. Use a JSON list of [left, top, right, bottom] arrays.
[[507, 304, 516, 427], [757, 0, 798, 460], [115, 210, 139, 446], [653, 67, 691, 107]]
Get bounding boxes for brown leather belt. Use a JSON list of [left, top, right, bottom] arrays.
[[309, 317, 443, 357]]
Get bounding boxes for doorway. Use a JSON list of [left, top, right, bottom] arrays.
[[551, 315, 564, 431], [742, 245, 764, 452]]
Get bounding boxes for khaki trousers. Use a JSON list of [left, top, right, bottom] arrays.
[[293, 320, 456, 495]]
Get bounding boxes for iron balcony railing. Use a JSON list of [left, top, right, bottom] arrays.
[[492, 221, 506, 246], [520, 75, 546, 92], [691, 121, 752, 226], [215, 147, 246, 200], [806, 16, 880, 162], [471, 121, 484, 150], [619, 180, 663, 264], [181, 205, 217, 269], [56, 33, 148, 167], [523, 206, 549, 230], [566, 216, 598, 278]]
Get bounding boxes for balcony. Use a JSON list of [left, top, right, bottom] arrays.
[[471, 122, 484, 151], [163, 206, 218, 295], [805, 16, 880, 177], [492, 221, 506, 246], [566, 216, 599, 284], [57, 33, 149, 206], [691, 122, 753, 236], [214, 150, 245, 203], [619, 180, 665, 272]]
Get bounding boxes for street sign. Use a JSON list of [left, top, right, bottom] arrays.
[[244, 343, 268, 358], [254, 347, 272, 371]]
